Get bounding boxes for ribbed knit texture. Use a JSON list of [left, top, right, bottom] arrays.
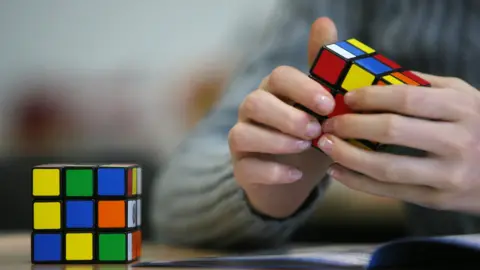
[[150, 0, 480, 249]]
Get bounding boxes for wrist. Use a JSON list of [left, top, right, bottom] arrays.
[[243, 182, 322, 220]]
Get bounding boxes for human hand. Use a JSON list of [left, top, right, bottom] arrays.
[[319, 73, 480, 214], [228, 17, 338, 218]]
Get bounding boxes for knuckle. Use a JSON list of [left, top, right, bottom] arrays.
[[467, 97, 480, 116], [240, 91, 262, 116], [398, 88, 422, 112], [450, 128, 477, 156], [379, 162, 401, 183], [456, 96, 479, 117], [269, 65, 292, 89], [445, 167, 468, 191], [381, 115, 402, 142], [445, 76, 465, 88], [461, 131, 478, 151]]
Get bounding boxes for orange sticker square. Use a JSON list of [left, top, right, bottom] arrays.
[[98, 200, 125, 228], [133, 230, 142, 258], [392, 72, 419, 85]]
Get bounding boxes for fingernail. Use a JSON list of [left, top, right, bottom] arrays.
[[322, 119, 334, 133], [319, 136, 334, 154], [306, 121, 321, 137], [288, 168, 303, 181], [296, 140, 311, 150], [315, 95, 334, 115]]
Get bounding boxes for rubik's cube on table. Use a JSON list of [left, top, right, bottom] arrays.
[[296, 38, 431, 151], [31, 164, 142, 264]]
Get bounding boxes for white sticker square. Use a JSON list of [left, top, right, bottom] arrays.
[[128, 200, 137, 228], [137, 199, 141, 227], [127, 233, 133, 261]]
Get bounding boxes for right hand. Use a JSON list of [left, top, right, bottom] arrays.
[[228, 17, 339, 218]]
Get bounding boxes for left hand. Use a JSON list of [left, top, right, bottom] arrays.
[[317, 72, 480, 215]]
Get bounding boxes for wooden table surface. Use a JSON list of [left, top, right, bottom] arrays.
[[0, 233, 221, 270]]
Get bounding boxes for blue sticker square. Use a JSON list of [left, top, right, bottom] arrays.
[[336, 41, 366, 56], [355, 57, 392, 75], [97, 168, 125, 196], [66, 200, 94, 228], [33, 233, 62, 262]]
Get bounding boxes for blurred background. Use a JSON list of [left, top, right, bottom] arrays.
[[0, 0, 405, 244]]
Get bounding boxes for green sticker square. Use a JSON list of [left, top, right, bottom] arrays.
[[99, 233, 126, 261], [66, 169, 93, 196]]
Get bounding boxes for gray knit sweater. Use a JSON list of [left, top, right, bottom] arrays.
[[150, 0, 480, 249]]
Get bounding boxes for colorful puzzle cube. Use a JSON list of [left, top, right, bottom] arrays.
[[296, 38, 431, 151], [31, 164, 142, 264]]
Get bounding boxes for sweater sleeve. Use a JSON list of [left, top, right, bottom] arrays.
[[149, 0, 331, 250]]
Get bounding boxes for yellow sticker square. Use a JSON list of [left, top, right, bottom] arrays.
[[66, 233, 93, 261], [383, 75, 404, 85], [341, 64, 376, 91], [347, 38, 375, 54], [32, 168, 60, 196], [33, 202, 61, 229], [132, 168, 137, 195]]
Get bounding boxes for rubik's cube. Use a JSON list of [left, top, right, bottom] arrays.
[[31, 164, 142, 264], [297, 38, 431, 151]]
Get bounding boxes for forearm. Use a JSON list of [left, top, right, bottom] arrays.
[[150, 137, 326, 249]]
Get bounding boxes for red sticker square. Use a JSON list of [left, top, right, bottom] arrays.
[[374, 54, 401, 69], [311, 49, 346, 86], [328, 93, 353, 117], [402, 70, 430, 86], [127, 169, 133, 195]]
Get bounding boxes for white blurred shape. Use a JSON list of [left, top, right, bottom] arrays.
[[0, 0, 278, 155]]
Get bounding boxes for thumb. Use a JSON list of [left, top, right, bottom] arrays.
[[308, 17, 338, 66]]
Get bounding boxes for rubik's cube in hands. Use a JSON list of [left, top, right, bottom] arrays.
[[296, 38, 431, 151], [31, 164, 142, 264]]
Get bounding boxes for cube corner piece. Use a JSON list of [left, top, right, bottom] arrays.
[[31, 163, 143, 265], [297, 38, 431, 152]]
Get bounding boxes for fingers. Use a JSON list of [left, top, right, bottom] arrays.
[[344, 85, 474, 121], [234, 156, 303, 185], [318, 134, 447, 188], [265, 65, 335, 115], [238, 89, 322, 140], [322, 113, 460, 156], [412, 71, 478, 93], [328, 163, 439, 206], [229, 122, 312, 158], [234, 65, 336, 158], [308, 17, 338, 66]]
